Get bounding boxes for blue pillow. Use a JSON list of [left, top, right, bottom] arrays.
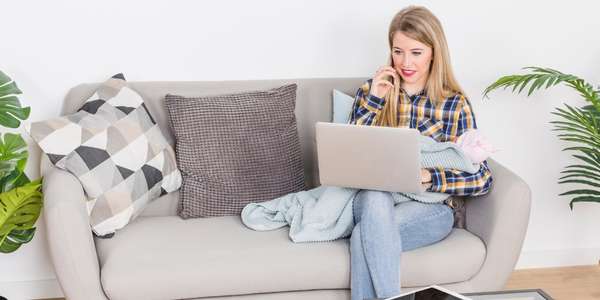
[[332, 89, 354, 124]]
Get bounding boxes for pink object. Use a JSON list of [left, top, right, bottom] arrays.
[[455, 130, 498, 164]]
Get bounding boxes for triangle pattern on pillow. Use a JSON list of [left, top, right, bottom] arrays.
[[141, 164, 163, 190], [116, 106, 135, 114], [74, 146, 111, 170], [117, 165, 134, 179], [46, 153, 65, 165], [79, 99, 106, 114]]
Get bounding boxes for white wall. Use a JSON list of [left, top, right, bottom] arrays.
[[1, 0, 599, 298]]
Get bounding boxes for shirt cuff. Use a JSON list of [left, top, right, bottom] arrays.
[[426, 167, 446, 193], [366, 93, 386, 110]]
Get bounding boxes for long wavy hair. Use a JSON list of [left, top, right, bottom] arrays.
[[376, 6, 465, 127]]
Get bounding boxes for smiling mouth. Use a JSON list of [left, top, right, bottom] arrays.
[[401, 69, 416, 76]]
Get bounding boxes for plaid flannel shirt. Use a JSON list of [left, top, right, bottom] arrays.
[[349, 79, 493, 196]]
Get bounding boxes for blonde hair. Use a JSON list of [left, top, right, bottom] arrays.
[[376, 6, 465, 127]]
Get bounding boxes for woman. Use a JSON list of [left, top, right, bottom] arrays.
[[348, 6, 493, 300]]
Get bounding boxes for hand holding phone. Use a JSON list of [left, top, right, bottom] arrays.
[[371, 63, 399, 99]]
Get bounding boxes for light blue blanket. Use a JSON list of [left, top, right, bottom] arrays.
[[241, 136, 479, 243]]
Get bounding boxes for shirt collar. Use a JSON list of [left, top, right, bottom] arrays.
[[400, 87, 426, 98]]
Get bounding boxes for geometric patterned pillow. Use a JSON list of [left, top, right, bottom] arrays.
[[26, 74, 182, 237]]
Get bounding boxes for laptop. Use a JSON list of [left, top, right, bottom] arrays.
[[315, 122, 424, 194]]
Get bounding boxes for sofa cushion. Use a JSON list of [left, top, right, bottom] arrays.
[[27, 74, 182, 237], [164, 84, 306, 218], [95, 216, 485, 300]]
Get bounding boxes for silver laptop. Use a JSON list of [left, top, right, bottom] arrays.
[[315, 122, 424, 194]]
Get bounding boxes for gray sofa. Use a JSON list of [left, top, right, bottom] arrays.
[[42, 78, 531, 300]]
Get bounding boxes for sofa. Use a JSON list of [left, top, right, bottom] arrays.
[[41, 78, 532, 300]]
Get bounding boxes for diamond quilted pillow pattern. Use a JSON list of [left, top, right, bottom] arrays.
[[165, 84, 306, 218]]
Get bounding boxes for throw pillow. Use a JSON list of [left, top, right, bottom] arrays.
[[26, 74, 182, 237], [165, 84, 306, 218], [332, 89, 354, 124]]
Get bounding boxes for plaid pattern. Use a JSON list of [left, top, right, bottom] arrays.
[[27, 74, 182, 237], [165, 84, 306, 218], [349, 79, 493, 196]]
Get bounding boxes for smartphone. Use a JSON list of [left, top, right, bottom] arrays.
[[384, 55, 396, 85]]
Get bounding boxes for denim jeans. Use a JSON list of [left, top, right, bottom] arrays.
[[350, 190, 454, 300]]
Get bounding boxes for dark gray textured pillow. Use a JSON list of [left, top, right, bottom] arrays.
[[165, 84, 306, 218]]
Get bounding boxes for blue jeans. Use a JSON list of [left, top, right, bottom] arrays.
[[350, 190, 454, 300]]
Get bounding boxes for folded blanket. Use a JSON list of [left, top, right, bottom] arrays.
[[241, 135, 481, 243]]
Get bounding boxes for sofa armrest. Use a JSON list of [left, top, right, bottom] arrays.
[[464, 158, 531, 291], [43, 167, 108, 300]]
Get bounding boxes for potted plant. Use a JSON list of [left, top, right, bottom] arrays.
[[484, 67, 599, 209], [0, 70, 43, 253]]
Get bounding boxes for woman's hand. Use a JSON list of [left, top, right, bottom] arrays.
[[371, 66, 399, 98], [420, 168, 432, 184]]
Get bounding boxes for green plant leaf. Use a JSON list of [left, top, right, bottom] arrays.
[[0, 71, 10, 85], [0, 179, 43, 253], [0, 168, 30, 193], [569, 196, 600, 210], [559, 166, 600, 180], [571, 154, 600, 170], [483, 67, 599, 108], [581, 105, 600, 119], [0, 133, 28, 182], [565, 80, 600, 108], [553, 126, 595, 139], [0, 235, 21, 253], [559, 189, 600, 196], [561, 169, 600, 178], [528, 74, 549, 96], [558, 179, 600, 188], [0, 70, 30, 128], [517, 75, 536, 94], [559, 174, 600, 184], [5, 227, 35, 243], [552, 123, 593, 136], [0, 79, 22, 97], [564, 164, 600, 174], [484, 66, 600, 209]]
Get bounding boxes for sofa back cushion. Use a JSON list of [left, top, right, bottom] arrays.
[[61, 78, 367, 216]]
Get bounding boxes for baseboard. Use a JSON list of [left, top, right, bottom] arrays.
[[0, 279, 63, 300], [516, 247, 600, 269]]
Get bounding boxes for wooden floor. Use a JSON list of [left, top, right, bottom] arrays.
[[504, 265, 600, 300], [41, 265, 600, 300]]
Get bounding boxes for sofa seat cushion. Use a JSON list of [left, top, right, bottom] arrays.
[[95, 216, 485, 300]]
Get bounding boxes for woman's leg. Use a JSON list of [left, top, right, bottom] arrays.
[[350, 224, 376, 300], [394, 200, 454, 252], [351, 190, 401, 300]]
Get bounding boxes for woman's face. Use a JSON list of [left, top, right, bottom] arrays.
[[391, 31, 433, 87]]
